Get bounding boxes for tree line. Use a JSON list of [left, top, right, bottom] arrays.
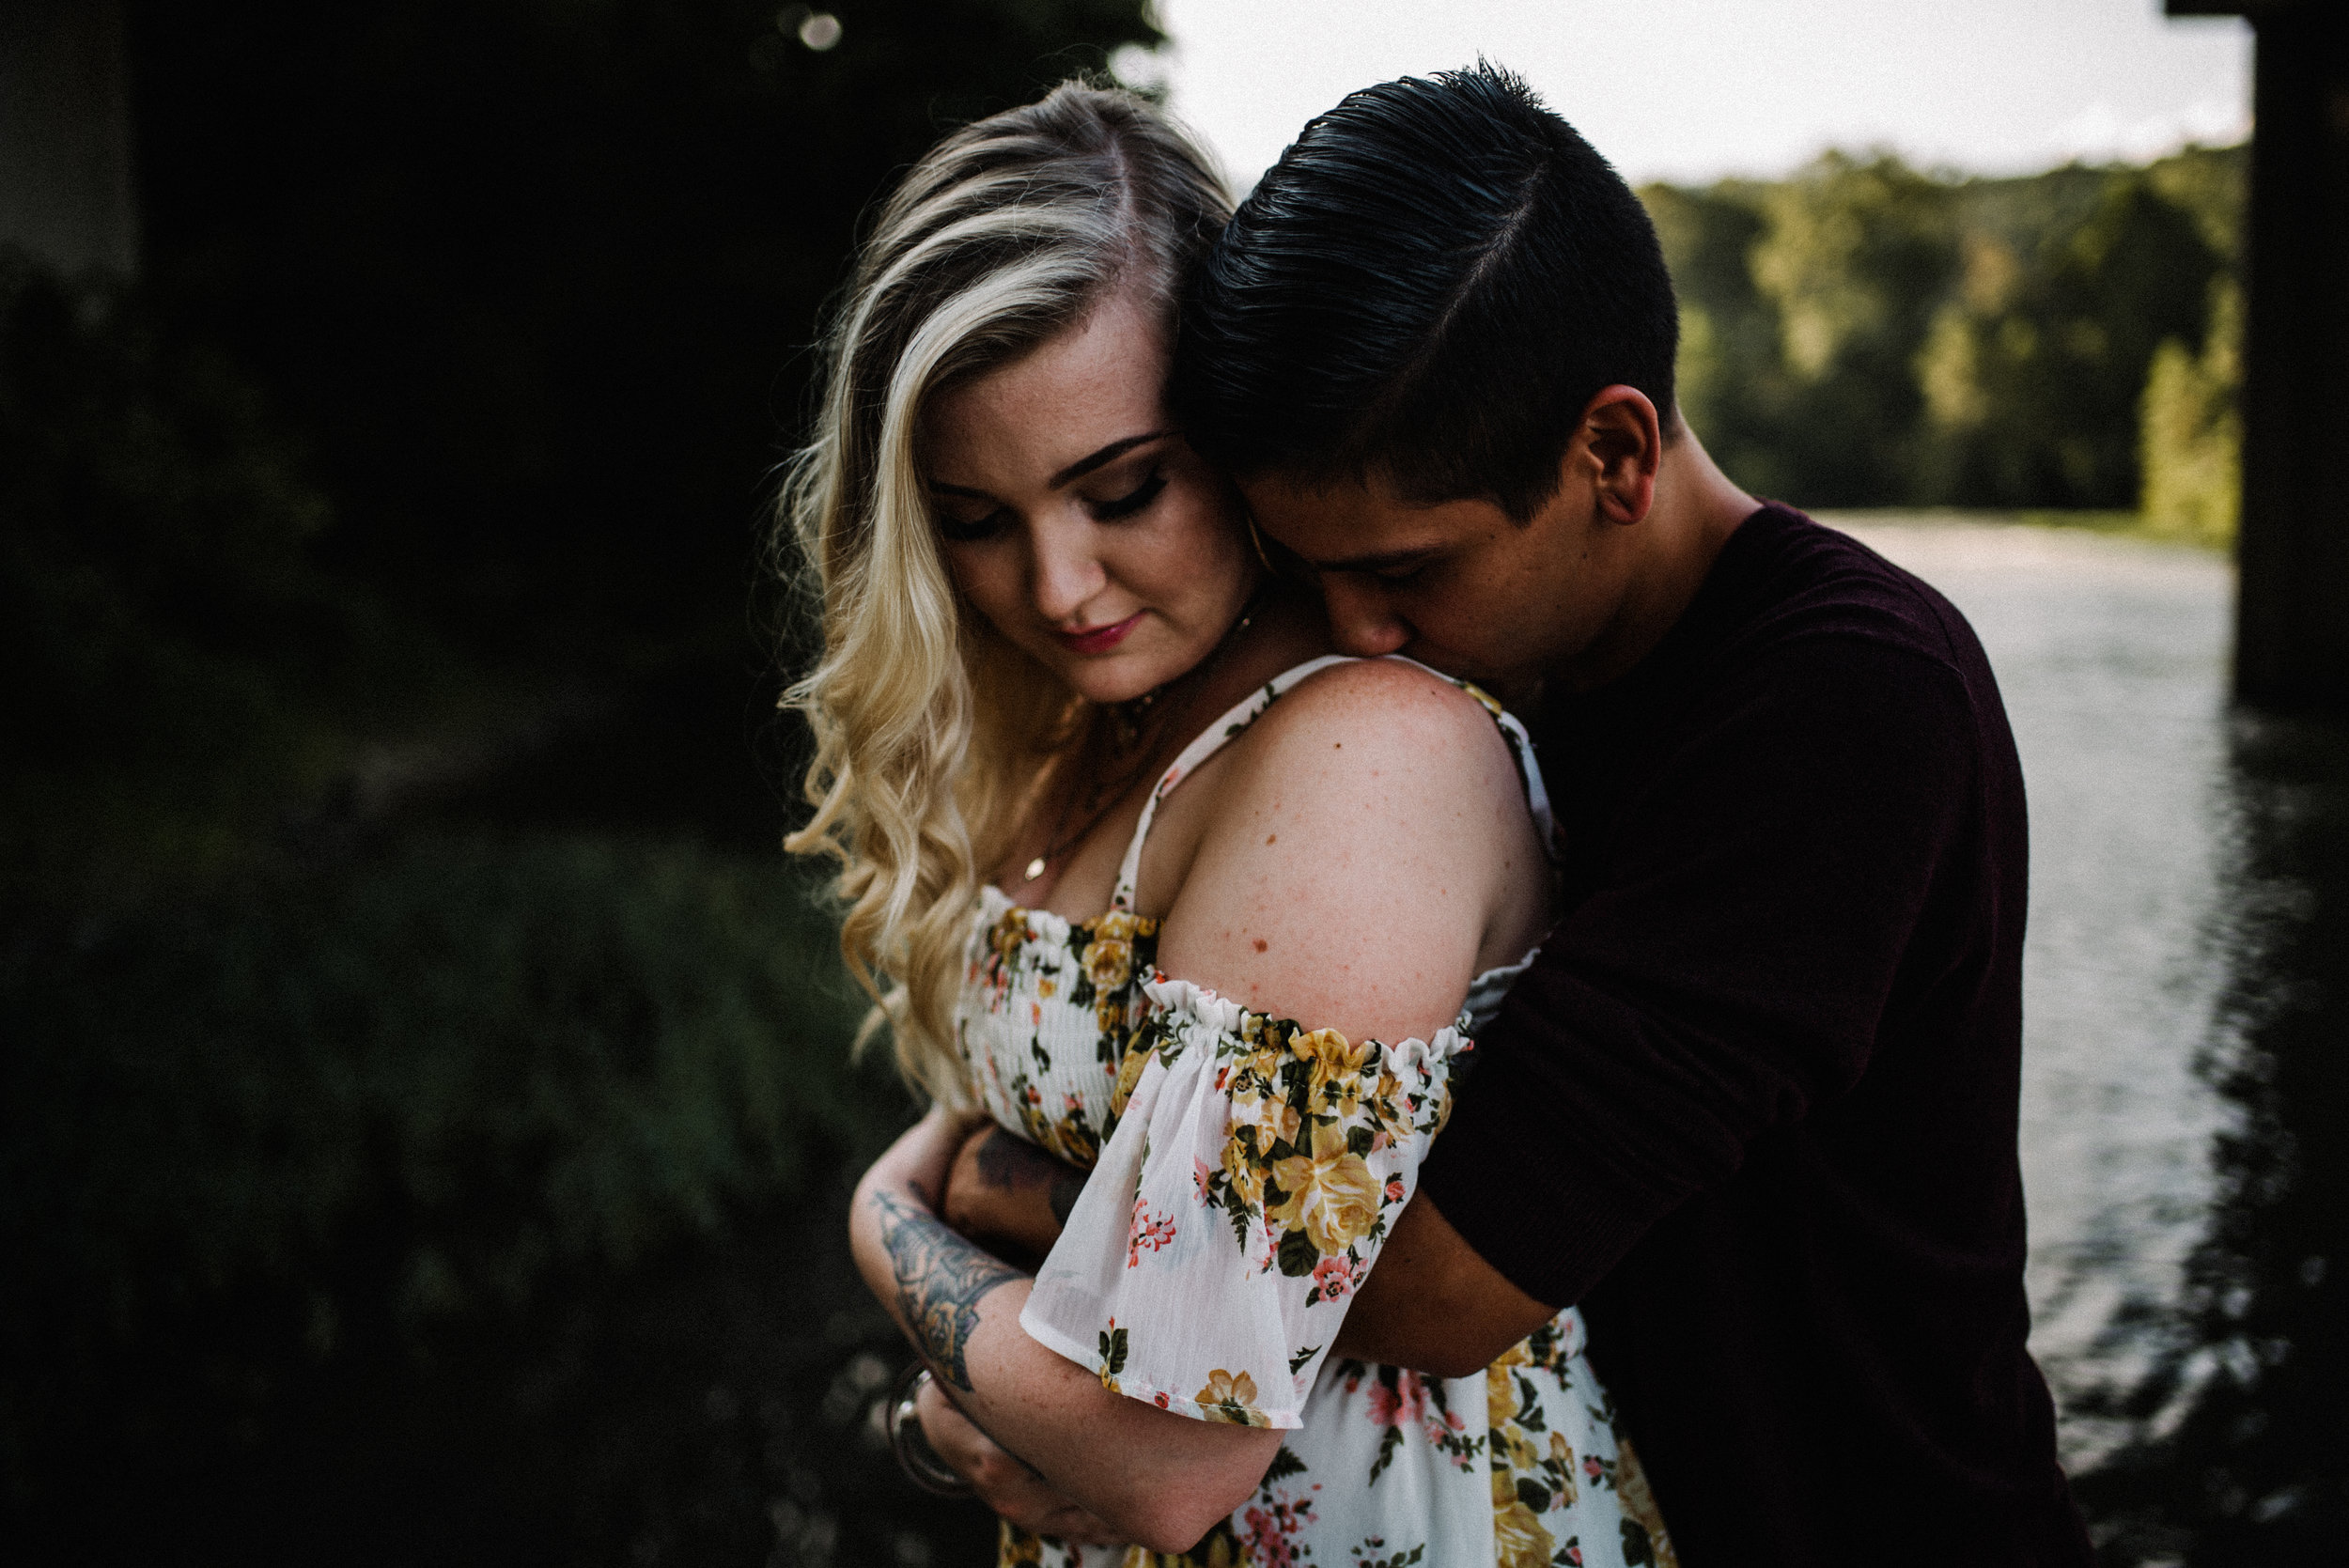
[[1643, 143, 2243, 543]]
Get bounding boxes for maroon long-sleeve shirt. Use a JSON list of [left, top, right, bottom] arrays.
[[1418, 505, 2092, 1565]]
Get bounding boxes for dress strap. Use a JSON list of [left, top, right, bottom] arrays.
[[1109, 654, 1555, 911]]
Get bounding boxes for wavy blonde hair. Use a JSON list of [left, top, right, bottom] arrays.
[[780, 84, 1232, 1105]]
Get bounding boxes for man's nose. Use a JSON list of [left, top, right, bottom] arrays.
[[1030, 518, 1106, 623], [1319, 577, 1411, 657]]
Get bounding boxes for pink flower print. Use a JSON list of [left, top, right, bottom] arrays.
[[1237, 1489, 1315, 1568], [1384, 1177, 1406, 1203], [1311, 1255, 1355, 1301], [1126, 1198, 1177, 1268], [1564, 1549, 1583, 1566], [1364, 1371, 1429, 1429], [1154, 1391, 1170, 1408], [1583, 1454, 1604, 1480], [1193, 1157, 1216, 1203], [1030, 1001, 1043, 1028]]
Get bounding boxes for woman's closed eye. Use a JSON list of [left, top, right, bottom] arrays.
[[934, 504, 1007, 543], [1087, 468, 1166, 522]]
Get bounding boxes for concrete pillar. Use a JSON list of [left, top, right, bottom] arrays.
[[2173, 1, 2349, 709], [0, 0, 138, 277]]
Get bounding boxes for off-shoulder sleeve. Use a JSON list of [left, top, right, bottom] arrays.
[[1019, 977, 1466, 1429]]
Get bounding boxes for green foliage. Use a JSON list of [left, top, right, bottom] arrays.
[[1747, 154, 1955, 504], [2139, 277, 2243, 550], [1, 834, 882, 1341], [1644, 144, 2244, 516]]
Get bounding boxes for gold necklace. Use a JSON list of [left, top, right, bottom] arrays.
[[1018, 593, 1262, 887]]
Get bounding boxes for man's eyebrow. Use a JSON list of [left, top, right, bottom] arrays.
[[1049, 429, 1171, 489], [1309, 546, 1439, 573]]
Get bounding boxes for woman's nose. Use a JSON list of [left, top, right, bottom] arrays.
[[1029, 517, 1107, 624], [1319, 575, 1412, 657]]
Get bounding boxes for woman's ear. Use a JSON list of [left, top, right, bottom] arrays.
[[1576, 385, 1662, 526]]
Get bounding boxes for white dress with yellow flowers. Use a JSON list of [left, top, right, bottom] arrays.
[[957, 655, 1675, 1568]]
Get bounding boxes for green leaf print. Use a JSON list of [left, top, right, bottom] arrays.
[[1517, 1476, 1552, 1514], [1367, 1422, 1405, 1485], [1275, 1228, 1319, 1279], [1261, 1444, 1309, 1483], [1621, 1517, 1658, 1566], [1287, 1343, 1321, 1374], [1349, 1544, 1425, 1568], [1097, 1324, 1128, 1377]]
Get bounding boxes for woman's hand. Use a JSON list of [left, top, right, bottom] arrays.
[[942, 1124, 1088, 1267], [848, 1106, 1278, 1552], [914, 1373, 1121, 1545]]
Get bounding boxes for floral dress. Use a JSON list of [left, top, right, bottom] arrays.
[[958, 656, 1676, 1568]]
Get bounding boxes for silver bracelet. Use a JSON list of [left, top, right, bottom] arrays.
[[886, 1362, 977, 1498]]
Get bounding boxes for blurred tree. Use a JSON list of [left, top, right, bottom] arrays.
[[2140, 277, 2243, 547], [1640, 181, 1801, 499], [1649, 146, 2244, 516], [1919, 171, 2220, 507], [1745, 153, 1956, 505]]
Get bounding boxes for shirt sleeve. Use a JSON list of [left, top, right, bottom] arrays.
[[1020, 977, 1461, 1428], [1415, 632, 1991, 1309]]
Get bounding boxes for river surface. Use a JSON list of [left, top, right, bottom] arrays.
[[1829, 515, 2344, 1562]]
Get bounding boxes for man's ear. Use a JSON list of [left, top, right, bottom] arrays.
[[1574, 385, 1662, 525]]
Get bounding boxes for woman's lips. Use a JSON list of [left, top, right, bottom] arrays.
[[1055, 613, 1143, 656]]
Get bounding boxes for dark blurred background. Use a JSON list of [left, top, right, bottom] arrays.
[[0, 1, 2330, 1564]]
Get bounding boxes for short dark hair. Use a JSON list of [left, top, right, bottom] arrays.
[[1171, 64, 1678, 521]]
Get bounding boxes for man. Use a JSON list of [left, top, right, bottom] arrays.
[[939, 66, 2091, 1564]]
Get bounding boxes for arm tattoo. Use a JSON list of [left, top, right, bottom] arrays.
[[1049, 1171, 1086, 1227], [871, 1188, 1024, 1392], [972, 1126, 1089, 1228]]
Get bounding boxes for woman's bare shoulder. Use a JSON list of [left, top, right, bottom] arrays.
[[1156, 657, 1532, 1040], [1241, 656, 1517, 770]]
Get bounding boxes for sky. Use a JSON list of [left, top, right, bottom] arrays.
[[1117, 0, 2251, 190]]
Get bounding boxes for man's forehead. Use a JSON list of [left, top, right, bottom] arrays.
[[1237, 473, 1499, 565]]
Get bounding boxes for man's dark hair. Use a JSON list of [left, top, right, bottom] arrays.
[[1172, 64, 1678, 522]]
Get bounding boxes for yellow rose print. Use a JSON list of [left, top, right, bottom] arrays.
[[1195, 1369, 1270, 1427], [1109, 1043, 1154, 1117], [1220, 1131, 1266, 1209], [1268, 1121, 1381, 1255], [1490, 1472, 1557, 1568], [1084, 934, 1134, 993], [1289, 1026, 1371, 1101], [1549, 1431, 1579, 1507]]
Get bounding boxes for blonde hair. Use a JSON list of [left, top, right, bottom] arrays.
[[781, 84, 1232, 1104]]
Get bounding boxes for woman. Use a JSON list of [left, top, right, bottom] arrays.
[[784, 83, 1673, 1567]]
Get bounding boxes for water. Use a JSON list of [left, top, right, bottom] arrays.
[[1833, 515, 2346, 1561]]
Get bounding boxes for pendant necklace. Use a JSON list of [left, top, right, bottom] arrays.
[[1019, 593, 1263, 888]]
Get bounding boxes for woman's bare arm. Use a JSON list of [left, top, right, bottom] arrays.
[[850, 1109, 1280, 1552]]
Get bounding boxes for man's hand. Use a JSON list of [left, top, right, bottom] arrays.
[[1331, 1194, 1560, 1376], [914, 1370, 1121, 1545], [941, 1125, 1088, 1268]]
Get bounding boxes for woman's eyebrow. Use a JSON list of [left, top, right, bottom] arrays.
[[1049, 429, 1171, 489]]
